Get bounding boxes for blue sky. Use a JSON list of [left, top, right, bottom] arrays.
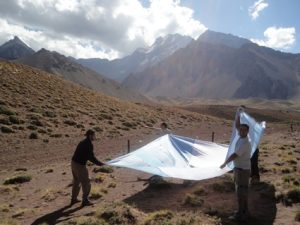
[[0, 0, 298, 58], [180, 0, 300, 53]]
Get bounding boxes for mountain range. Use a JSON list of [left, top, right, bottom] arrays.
[[1, 31, 300, 100], [77, 33, 193, 81], [15, 48, 147, 102], [123, 30, 300, 100]]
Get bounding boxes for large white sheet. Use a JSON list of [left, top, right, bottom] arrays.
[[108, 112, 266, 180]]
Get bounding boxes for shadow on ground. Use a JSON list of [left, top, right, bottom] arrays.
[[31, 204, 82, 225]]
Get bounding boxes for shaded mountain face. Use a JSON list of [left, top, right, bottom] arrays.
[[123, 31, 300, 100], [16, 48, 147, 102], [0, 36, 35, 60], [77, 34, 193, 81]]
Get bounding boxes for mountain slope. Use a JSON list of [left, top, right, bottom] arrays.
[[0, 36, 35, 60], [0, 60, 204, 142], [78, 34, 193, 81], [123, 31, 300, 100], [16, 49, 147, 102]]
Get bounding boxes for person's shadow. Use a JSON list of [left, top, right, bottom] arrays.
[[31, 204, 82, 225]]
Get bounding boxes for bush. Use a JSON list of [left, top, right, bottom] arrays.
[[27, 125, 37, 130], [144, 210, 173, 225], [295, 210, 300, 222], [108, 183, 116, 188], [50, 134, 62, 138], [99, 114, 113, 120], [93, 166, 114, 174], [0, 117, 11, 125], [93, 127, 103, 132], [64, 120, 77, 126], [0, 218, 19, 225], [68, 216, 106, 225], [0, 105, 15, 115], [287, 188, 300, 203], [1, 126, 13, 133], [9, 116, 21, 124], [3, 175, 31, 185], [43, 111, 56, 118], [93, 174, 105, 183], [90, 187, 103, 200], [122, 122, 136, 128], [29, 132, 38, 139], [184, 194, 204, 207], [30, 119, 43, 127]]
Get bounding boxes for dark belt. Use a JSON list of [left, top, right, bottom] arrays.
[[234, 167, 250, 171]]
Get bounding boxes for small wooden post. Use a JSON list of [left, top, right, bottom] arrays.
[[211, 132, 215, 142], [127, 139, 130, 153]]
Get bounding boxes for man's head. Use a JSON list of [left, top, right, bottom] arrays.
[[160, 122, 168, 130], [85, 129, 96, 141], [239, 124, 249, 137]]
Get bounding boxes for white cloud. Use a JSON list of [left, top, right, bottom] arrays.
[[248, 0, 268, 20], [251, 26, 296, 50], [0, 0, 206, 59]]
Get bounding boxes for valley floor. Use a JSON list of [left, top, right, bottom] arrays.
[[0, 114, 300, 225]]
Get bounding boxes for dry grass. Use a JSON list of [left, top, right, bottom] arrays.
[[0, 61, 205, 143], [3, 174, 31, 185], [0, 219, 19, 225]]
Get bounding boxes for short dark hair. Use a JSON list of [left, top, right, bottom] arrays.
[[85, 129, 95, 137], [240, 124, 249, 130], [160, 122, 168, 128]]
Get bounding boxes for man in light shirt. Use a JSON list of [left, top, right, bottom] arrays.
[[220, 108, 251, 221]]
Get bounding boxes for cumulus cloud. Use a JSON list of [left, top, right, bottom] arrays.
[[251, 26, 296, 50], [0, 0, 206, 59], [248, 0, 268, 20]]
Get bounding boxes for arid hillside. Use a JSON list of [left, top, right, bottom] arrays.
[[0, 60, 300, 225], [0, 60, 207, 167]]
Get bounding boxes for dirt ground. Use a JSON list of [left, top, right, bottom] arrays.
[[0, 107, 300, 225]]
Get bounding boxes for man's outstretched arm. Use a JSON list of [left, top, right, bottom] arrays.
[[220, 153, 238, 169]]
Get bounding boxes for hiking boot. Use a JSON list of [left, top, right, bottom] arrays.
[[81, 199, 93, 207], [70, 198, 80, 205]]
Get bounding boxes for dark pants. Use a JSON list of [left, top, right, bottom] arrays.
[[71, 161, 91, 201], [250, 148, 260, 180]]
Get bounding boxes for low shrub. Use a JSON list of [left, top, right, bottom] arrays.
[[27, 125, 37, 130], [0, 117, 11, 125], [43, 111, 56, 118], [90, 187, 103, 200], [184, 194, 204, 207], [30, 119, 43, 127], [3, 175, 31, 185], [29, 132, 38, 139], [287, 188, 300, 203], [50, 134, 62, 138], [295, 210, 300, 222], [93, 166, 114, 174], [64, 120, 77, 126], [1, 126, 13, 133], [144, 210, 173, 225], [0, 106, 15, 115], [9, 116, 21, 124]]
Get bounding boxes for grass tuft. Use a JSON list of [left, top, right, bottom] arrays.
[[3, 175, 31, 185]]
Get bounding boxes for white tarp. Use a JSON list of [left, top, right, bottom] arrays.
[[108, 112, 266, 180]]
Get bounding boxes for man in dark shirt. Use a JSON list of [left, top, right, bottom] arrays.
[[71, 129, 104, 207], [250, 148, 260, 184]]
